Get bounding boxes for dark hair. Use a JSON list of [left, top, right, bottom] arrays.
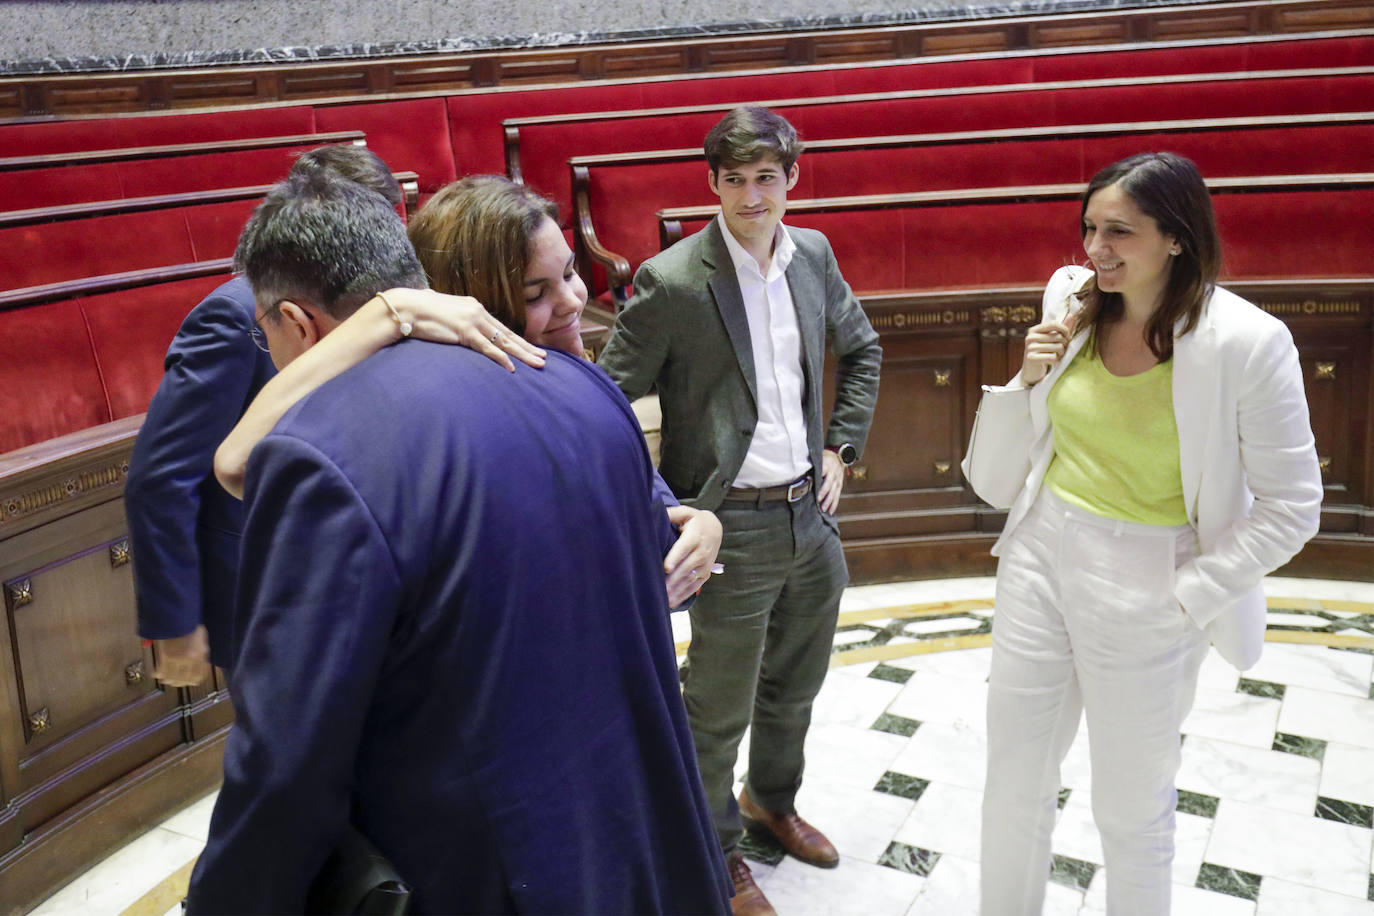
[[289, 144, 403, 208], [703, 105, 803, 174], [234, 172, 426, 321], [406, 175, 559, 336], [1075, 152, 1221, 361]]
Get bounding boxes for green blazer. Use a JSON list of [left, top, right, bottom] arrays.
[[599, 217, 882, 512]]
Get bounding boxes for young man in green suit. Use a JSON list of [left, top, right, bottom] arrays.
[[600, 105, 882, 916]]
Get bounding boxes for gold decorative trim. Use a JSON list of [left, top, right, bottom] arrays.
[[934, 369, 951, 388], [1, 461, 128, 525], [1008, 305, 1037, 325], [109, 539, 132, 568], [28, 707, 50, 737], [870, 310, 972, 331], [6, 578, 32, 608], [1319, 456, 1332, 472], [851, 466, 868, 481], [1315, 362, 1337, 380], [125, 659, 145, 686], [934, 461, 951, 475], [1261, 300, 1362, 316]]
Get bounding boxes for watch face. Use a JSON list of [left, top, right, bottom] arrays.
[[838, 443, 858, 466]]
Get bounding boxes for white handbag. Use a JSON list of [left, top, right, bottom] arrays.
[[960, 383, 1033, 509]]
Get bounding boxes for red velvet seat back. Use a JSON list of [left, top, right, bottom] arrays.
[[113, 143, 328, 198], [80, 272, 234, 419], [0, 107, 315, 157], [183, 198, 264, 261], [0, 300, 110, 453], [0, 163, 124, 211], [315, 99, 456, 193], [1, 210, 197, 290]]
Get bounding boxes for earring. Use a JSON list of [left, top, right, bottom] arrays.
[[1169, 247, 1180, 256]]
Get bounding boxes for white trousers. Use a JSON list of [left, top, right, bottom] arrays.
[[981, 489, 1211, 916]]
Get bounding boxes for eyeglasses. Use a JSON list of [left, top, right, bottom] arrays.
[[249, 300, 288, 352]]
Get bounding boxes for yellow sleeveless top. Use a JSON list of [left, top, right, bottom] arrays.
[[1044, 347, 1188, 526]]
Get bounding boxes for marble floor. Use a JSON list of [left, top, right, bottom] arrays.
[[30, 576, 1374, 916]]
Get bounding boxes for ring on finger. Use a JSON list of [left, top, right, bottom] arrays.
[[490, 330, 503, 343]]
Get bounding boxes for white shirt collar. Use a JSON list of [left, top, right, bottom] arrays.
[[716, 212, 795, 280]]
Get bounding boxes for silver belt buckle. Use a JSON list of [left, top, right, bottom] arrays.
[[786, 477, 809, 502]]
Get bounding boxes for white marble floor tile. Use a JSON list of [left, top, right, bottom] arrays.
[[1256, 877, 1374, 915], [834, 627, 880, 646], [1181, 687, 1282, 749], [892, 781, 984, 860], [759, 854, 925, 916], [1051, 789, 1103, 865], [1206, 799, 1374, 898], [1083, 877, 1257, 915], [1277, 686, 1374, 749], [829, 659, 881, 678], [888, 720, 987, 791], [889, 646, 993, 681], [811, 670, 904, 730], [1177, 735, 1321, 815], [793, 776, 918, 863], [1266, 612, 1337, 627], [1058, 721, 1094, 791], [887, 671, 988, 730], [802, 723, 910, 792], [1173, 810, 1215, 887], [157, 789, 219, 843], [904, 854, 980, 916], [29, 827, 203, 916], [900, 616, 985, 635], [1042, 881, 1086, 915], [739, 856, 780, 890], [1320, 743, 1374, 807], [1197, 648, 1243, 692], [1244, 644, 1373, 699], [1264, 578, 1374, 604]]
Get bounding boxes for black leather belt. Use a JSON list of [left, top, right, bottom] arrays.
[[723, 474, 812, 506]]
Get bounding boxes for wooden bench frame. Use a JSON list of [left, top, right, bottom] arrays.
[[0, 130, 364, 172], [570, 110, 1374, 296], [2, 0, 1368, 119]]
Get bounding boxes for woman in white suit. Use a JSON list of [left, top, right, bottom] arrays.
[[980, 153, 1323, 915]]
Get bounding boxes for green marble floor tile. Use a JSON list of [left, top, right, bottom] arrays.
[[1177, 789, 1220, 818], [1050, 853, 1097, 890], [1316, 796, 1374, 828], [873, 771, 929, 802], [868, 663, 913, 685], [871, 712, 921, 737], [1272, 732, 1327, 760], [878, 841, 940, 877], [1197, 863, 1261, 901]]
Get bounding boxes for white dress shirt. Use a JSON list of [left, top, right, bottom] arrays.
[[716, 213, 811, 488]]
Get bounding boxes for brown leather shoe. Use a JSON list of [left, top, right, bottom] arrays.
[[727, 852, 777, 916], [739, 788, 840, 869]]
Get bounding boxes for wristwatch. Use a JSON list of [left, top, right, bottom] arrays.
[[826, 443, 858, 467]]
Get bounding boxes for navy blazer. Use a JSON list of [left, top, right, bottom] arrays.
[[125, 277, 276, 669], [187, 346, 729, 915]]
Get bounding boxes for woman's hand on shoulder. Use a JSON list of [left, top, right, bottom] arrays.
[[1021, 312, 1077, 384], [378, 288, 546, 371]]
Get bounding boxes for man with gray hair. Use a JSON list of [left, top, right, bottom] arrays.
[[186, 173, 730, 914], [600, 105, 881, 916]]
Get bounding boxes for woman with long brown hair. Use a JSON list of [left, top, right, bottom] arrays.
[[980, 152, 1322, 914]]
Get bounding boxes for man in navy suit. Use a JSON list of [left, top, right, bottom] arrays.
[[185, 172, 729, 914], [124, 145, 402, 684]]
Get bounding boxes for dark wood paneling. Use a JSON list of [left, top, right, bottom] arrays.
[[2, 0, 1367, 119]]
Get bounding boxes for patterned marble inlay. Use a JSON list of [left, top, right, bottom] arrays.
[[874, 771, 929, 802], [1176, 788, 1220, 818], [1057, 787, 1071, 810], [878, 841, 940, 876], [868, 663, 914, 685], [1272, 732, 1327, 761], [1315, 796, 1374, 829], [1049, 853, 1096, 890], [872, 713, 922, 737], [1197, 862, 1263, 901], [1237, 677, 1286, 700], [738, 828, 785, 867]]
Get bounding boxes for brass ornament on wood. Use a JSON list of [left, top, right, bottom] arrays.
[[934, 461, 952, 476], [852, 466, 868, 481], [934, 369, 951, 388], [109, 539, 132, 568], [125, 659, 145, 686], [1319, 456, 1332, 472], [29, 707, 50, 736], [6, 578, 32, 608], [1315, 362, 1336, 380]]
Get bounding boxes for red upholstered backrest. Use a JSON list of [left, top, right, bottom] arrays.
[[0, 162, 126, 211], [1216, 189, 1374, 279], [113, 143, 328, 198], [1, 210, 197, 289], [80, 272, 234, 419], [183, 198, 264, 261], [0, 300, 110, 453], [0, 107, 315, 157], [314, 99, 456, 193]]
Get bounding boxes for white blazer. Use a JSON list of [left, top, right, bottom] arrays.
[[992, 266, 1324, 670]]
